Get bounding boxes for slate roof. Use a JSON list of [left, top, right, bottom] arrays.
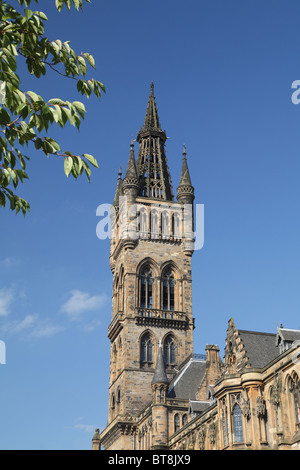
[[189, 400, 211, 415], [238, 330, 279, 368], [168, 358, 206, 399]]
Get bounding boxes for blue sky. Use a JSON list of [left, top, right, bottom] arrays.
[[1, 0, 300, 449]]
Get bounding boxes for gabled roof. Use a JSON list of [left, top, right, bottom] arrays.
[[168, 358, 206, 400]]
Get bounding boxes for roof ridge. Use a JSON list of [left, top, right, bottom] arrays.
[[278, 327, 300, 332], [238, 329, 276, 337]]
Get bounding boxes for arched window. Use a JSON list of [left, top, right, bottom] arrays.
[[138, 208, 148, 237], [140, 267, 153, 309], [221, 399, 229, 447], [111, 393, 116, 410], [172, 212, 181, 238], [162, 268, 175, 311], [140, 333, 153, 367], [150, 210, 159, 238], [233, 404, 244, 443], [290, 374, 300, 425], [182, 414, 188, 426], [164, 335, 176, 367], [161, 211, 170, 238], [174, 414, 180, 433]]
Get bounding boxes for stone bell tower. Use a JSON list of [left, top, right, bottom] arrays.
[[100, 83, 196, 450]]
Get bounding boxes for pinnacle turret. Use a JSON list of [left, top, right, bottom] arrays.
[[152, 343, 169, 386], [177, 145, 194, 202], [122, 141, 139, 194], [113, 166, 123, 207]]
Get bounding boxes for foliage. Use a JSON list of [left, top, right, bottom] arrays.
[[0, 0, 105, 215]]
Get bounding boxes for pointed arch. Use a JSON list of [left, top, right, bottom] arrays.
[[160, 260, 182, 279], [136, 257, 159, 277]]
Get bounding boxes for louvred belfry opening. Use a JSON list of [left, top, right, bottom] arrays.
[[136, 83, 174, 201]]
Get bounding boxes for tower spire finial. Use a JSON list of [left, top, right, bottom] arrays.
[[141, 82, 162, 131]]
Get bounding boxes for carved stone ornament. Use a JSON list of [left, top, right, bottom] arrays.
[[188, 433, 195, 450], [270, 376, 281, 406], [241, 397, 251, 419], [256, 396, 266, 418], [198, 428, 206, 450], [209, 421, 217, 445]]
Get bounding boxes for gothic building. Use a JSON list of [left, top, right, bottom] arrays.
[[94, 84, 300, 451]]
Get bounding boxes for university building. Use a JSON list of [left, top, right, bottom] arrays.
[[93, 84, 300, 451]]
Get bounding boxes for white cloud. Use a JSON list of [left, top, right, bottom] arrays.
[[2, 314, 64, 338], [11, 314, 38, 333], [30, 321, 64, 338], [82, 319, 102, 333], [61, 290, 107, 318], [0, 288, 14, 317], [1, 257, 20, 268], [72, 424, 95, 433]]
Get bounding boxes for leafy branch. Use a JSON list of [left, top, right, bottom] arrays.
[[0, 0, 105, 215]]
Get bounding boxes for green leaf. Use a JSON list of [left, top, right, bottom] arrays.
[[64, 156, 73, 177], [83, 153, 99, 168], [84, 53, 95, 69], [72, 101, 86, 119]]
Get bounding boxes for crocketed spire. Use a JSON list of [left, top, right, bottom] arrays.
[[136, 83, 174, 201], [142, 82, 162, 131]]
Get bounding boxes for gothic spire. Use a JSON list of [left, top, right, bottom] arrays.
[[142, 82, 162, 131], [136, 83, 174, 201], [152, 342, 169, 385], [113, 166, 123, 207]]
